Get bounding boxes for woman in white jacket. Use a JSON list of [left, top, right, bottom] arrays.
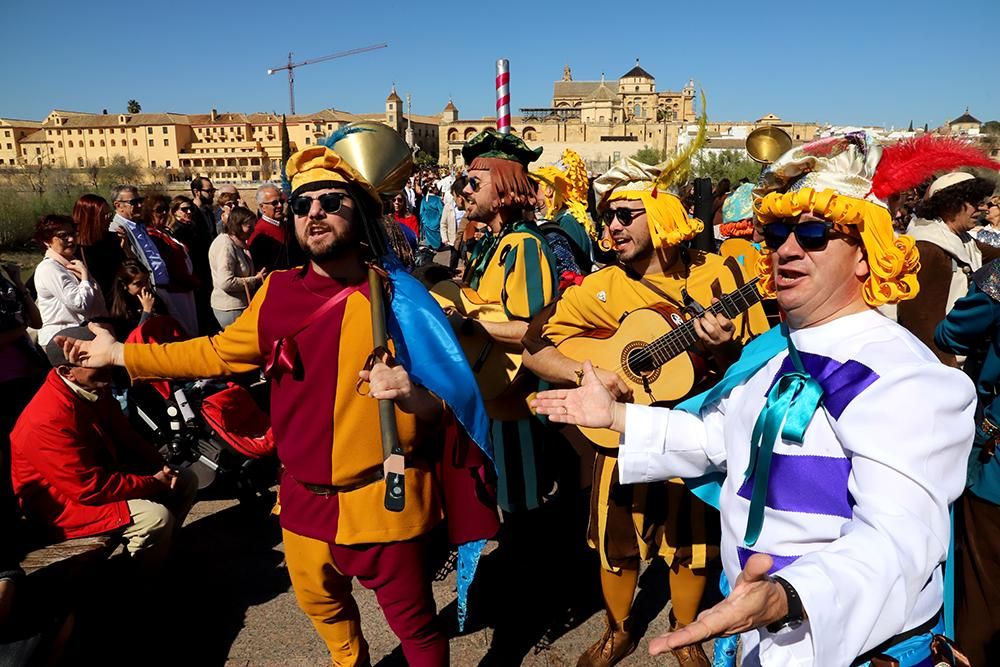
[[208, 205, 265, 328], [32, 214, 108, 346]]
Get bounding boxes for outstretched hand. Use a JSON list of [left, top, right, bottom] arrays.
[[531, 360, 626, 432], [55, 323, 124, 368], [648, 554, 789, 655]]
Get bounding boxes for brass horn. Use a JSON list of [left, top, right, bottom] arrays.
[[746, 126, 793, 165], [326, 121, 414, 194]]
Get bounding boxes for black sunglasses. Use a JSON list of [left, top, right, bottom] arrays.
[[601, 207, 644, 226], [467, 176, 483, 193], [290, 192, 348, 217], [260, 200, 283, 207], [763, 220, 849, 251], [117, 197, 143, 207]]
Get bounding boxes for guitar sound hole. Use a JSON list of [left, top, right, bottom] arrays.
[[622, 342, 661, 385]]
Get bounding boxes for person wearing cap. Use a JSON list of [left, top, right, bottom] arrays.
[[532, 132, 991, 666], [9, 326, 196, 572], [897, 171, 998, 365], [54, 142, 498, 666], [521, 127, 769, 667], [450, 128, 560, 514]]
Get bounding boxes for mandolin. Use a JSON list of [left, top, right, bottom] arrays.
[[556, 277, 763, 448]]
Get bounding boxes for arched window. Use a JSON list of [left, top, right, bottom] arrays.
[[447, 128, 459, 142], [634, 105, 642, 118], [522, 127, 537, 141], [100, 140, 105, 146], [99, 157, 105, 166], [132, 139, 138, 146], [464, 127, 478, 140], [89, 140, 94, 147]]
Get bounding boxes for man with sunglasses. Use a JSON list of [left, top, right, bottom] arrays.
[[55, 144, 499, 667], [109, 184, 169, 295], [532, 132, 993, 666], [521, 154, 768, 667], [248, 183, 290, 271]]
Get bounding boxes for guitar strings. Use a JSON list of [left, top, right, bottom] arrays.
[[604, 280, 762, 378]]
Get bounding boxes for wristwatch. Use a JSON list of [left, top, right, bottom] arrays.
[[766, 576, 805, 634]]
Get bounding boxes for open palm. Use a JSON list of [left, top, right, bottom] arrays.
[[531, 360, 619, 429]]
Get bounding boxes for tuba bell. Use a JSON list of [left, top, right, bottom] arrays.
[[746, 126, 793, 165]]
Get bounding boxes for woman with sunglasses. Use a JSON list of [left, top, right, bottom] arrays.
[[32, 214, 109, 347], [970, 194, 1000, 248], [131, 194, 200, 337]]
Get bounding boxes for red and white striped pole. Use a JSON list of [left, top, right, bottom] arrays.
[[495, 59, 511, 135]]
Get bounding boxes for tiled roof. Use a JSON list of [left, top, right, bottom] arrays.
[[584, 83, 619, 103], [950, 111, 981, 125], [0, 118, 43, 127], [553, 81, 602, 99], [620, 64, 654, 80], [19, 129, 48, 143], [43, 112, 190, 128]]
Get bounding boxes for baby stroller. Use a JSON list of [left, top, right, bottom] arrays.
[[125, 316, 277, 506]]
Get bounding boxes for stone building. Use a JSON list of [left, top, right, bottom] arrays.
[[948, 109, 981, 136], [0, 118, 44, 166]]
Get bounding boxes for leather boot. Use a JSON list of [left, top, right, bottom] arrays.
[[577, 615, 637, 667], [669, 610, 711, 667]]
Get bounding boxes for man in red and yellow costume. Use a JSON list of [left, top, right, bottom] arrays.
[[57, 130, 497, 666]]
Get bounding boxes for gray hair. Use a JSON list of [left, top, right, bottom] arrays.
[[110, 184, 138, 203], [255, 184, 280, 205]]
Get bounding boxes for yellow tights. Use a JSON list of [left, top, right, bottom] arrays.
[[599, 562, 708, 627]]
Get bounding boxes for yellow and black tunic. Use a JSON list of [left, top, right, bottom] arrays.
[[527, 251, 769, 570]]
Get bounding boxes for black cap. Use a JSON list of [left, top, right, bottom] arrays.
[[45, 325, 96, 367]]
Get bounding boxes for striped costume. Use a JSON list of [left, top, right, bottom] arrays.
[[618, 310, 975, 666]]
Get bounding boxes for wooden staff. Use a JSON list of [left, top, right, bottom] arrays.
[[368, 265, 405, 512]]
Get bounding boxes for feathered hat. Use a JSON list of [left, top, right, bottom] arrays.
[[753, 131, 1000, 306], [592, 91, 708, 250]]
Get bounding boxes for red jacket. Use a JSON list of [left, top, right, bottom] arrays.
[[10, 370, 166, 540]]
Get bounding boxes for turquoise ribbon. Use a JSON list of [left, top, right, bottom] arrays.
[[742, 334, 824, 547]]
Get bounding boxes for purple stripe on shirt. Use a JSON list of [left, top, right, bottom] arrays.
[[736, 546, 800, 574], [768, 351, 879, 419], [737, 453, 855, 518]]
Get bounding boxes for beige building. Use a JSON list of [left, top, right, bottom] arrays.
[[0, 118, 44, 166], [948, 109, 981, 136], [438, 64, 822, 172], [2, 87, 441, 183]]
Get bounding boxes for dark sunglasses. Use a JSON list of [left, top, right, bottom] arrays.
[[117, 197, 143, 207], [290, 192, 348, 217], [467, 176, 483, 193], [762, 220, 850, 251], [601, 207, 643, 226], [178, 206, 193, 213], [154, 206, 168, 214], [260, 199, 283, 207]]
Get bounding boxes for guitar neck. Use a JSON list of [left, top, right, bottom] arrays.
[[646, 278, 763, 366]]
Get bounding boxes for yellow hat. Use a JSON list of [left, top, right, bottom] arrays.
[[285, 146, 379, 203]]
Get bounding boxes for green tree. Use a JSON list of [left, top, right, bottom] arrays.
[[631, 145, 664, 165], [413, 149, 438, 168], [127, 99, 141, 114], [982, 120, 1000, 135], [693, 149, 762, 185]]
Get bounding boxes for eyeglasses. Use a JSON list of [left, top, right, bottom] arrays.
[[601, 207, 644, 226], [154, 207, 168, 214], [467, 176, 483, 193], [260, 200, 282, 208], [116, 197, 143, 207], [178, 206, 193, 213], [200, 188, 216, 195], [290, 192, 349, 217], [53, 230, 77, 241], [762, 219, 854, 251]]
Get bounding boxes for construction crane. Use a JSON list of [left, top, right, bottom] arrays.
[[267, 43, 387, 115]]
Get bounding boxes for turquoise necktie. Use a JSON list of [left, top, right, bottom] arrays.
[[742, 335, 824, 546]]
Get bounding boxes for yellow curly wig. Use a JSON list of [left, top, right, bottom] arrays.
[[753, 187, 920, 307], [532, 149, 598, 241], [608, 188, 704, 249]]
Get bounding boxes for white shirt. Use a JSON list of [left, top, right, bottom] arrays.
[[618, 310, 974, 666], [34, 255, 108, 346]]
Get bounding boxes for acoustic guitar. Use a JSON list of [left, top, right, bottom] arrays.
[[429, 280, 526, 407], [556, 278, 763, 448]]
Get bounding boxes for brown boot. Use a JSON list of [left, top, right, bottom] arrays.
[[669, 611, 711, 667], [577, 616, 637, 667]]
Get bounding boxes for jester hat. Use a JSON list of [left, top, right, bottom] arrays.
[[753, 131, 1000, 306], [531, 149, 597, 240]]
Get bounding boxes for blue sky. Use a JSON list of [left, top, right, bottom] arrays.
[[3, 0, 997, 129]]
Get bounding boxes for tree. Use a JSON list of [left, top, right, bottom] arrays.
[[127, 99, 141, 114], [631, 145, 664, 165], [692, 149, 762, 185], [413, 149, 438, 168], [982, 120, 1000, 135]]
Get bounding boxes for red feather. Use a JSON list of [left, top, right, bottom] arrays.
[[871, 134, 1000, 200]]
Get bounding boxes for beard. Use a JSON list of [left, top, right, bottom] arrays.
[[296, 220, 359, 263]]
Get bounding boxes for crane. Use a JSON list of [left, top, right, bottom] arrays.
[[267, 43, 387, 115]]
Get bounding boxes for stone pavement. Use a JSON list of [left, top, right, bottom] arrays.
[[82, 491, 716, 666]]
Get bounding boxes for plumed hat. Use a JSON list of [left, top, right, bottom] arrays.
[[462, 128, 542, 167]]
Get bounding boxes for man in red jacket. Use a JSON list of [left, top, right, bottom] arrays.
[[10, 326, 196, 572]]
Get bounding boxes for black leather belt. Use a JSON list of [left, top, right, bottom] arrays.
[[850, 610, 941, 666], [299, 471, 384, 496]]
